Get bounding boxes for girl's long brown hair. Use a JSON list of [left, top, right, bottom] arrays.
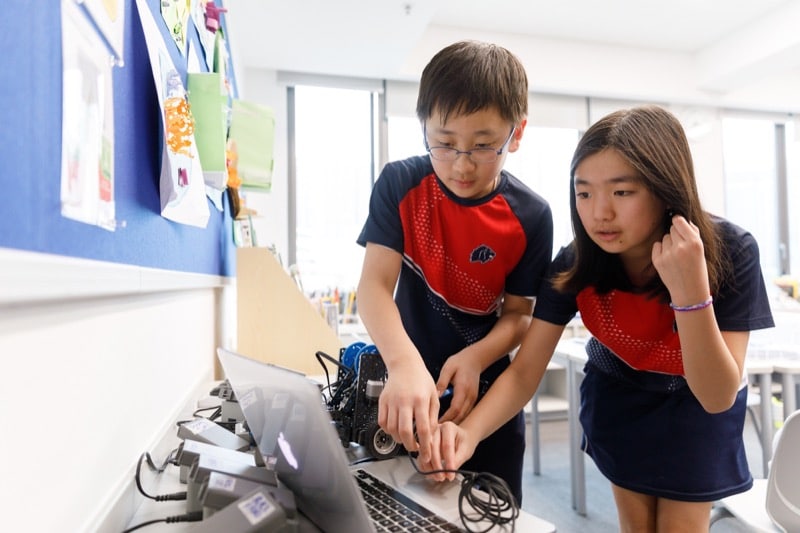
[[554, 105, 729, 299]]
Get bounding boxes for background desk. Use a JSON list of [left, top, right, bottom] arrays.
[[746, 343, 800, 474]]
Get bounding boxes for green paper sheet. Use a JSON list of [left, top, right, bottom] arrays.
[[228, 99, 275, 191]]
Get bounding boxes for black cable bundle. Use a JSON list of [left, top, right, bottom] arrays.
[[408, 454, 519, 532], [457, 470, 519, 532], [315, 350, 357, 409]]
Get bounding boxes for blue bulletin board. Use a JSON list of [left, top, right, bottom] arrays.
[[0, 0, 237, 277]]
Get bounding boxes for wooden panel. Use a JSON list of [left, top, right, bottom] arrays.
[[236, 247, 342, 375]]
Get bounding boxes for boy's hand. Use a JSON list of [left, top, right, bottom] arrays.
[[378, 361, 440, 464], [436, 353, 481, 424]]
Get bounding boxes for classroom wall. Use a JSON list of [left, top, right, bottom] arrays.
[[0, 251, 235, 532]]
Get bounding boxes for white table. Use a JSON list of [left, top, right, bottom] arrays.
[[550, 338, 589, 516], [761, 344, 800, 419], [748, 342, 800, 463], [745, 358, 775, 477], [528, 338, 588, 515]]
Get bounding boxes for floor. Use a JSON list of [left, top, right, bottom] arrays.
[[520, 413, 765, 532]]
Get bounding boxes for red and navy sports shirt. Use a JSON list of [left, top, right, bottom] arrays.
[[533, 218, 775, 376], [357, 155, 553, 368]]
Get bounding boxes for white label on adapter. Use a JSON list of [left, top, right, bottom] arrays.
[[182, 418, 213, 434], [238, 491, 272, 525], [209, 473, 236, 492]]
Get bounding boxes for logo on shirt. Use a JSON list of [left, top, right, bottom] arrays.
[[470, 244, 496, 264]]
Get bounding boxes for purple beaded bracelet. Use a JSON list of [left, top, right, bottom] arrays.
[[669, 296, 713, 312]]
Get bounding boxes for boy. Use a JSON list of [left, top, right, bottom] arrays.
[[356, 40, 553, 503]]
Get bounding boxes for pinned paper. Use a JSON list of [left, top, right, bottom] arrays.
[[60, 0, 117, 230], [228, 99, 275, 192], [187, 72, 228, 191], [160, 0, 191, 55], [191, 0, 225, 70], [136, 0, 209, 227]]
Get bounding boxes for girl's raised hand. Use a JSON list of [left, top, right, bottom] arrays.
[[651, 215, 711, 305]]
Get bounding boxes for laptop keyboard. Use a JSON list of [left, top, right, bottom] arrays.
[[354, 469, 463, 532]]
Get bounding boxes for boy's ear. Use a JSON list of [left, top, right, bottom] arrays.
[[508, 118, 527, 152]]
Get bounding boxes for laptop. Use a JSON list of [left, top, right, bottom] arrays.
[[216, 347, 463, 533]]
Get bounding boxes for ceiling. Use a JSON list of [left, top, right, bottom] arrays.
[[224, 0, 800, 110], [433, 0, 791, 53]]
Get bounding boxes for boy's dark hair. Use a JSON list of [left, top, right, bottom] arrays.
[[554, 105, 729, 299], [416, 40, 528, 125]]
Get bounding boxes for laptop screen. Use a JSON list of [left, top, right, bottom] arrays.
[[216, 348, 374, 533]]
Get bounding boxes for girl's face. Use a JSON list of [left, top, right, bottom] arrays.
[[574, 148, 667, 275], [424, 108, 524, 200]]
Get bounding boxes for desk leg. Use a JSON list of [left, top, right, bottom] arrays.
[[567, 360, 587, 516], [757, 373, 773, 477], [531, 392, 541, 475], [781, 373, 797, 421]]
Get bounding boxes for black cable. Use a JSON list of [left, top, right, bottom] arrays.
[[174, 405, 224, 429], [192, 405, 221, 419], [407, 454, 518, 532], [121, 511, 203, 532], [316, 349, 358, 413], [315, 350, 355, 395], [135, 451, 186, 502], [143, 448, 179, 473]]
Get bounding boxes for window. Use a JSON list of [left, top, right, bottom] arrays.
[[387, 116, 423, 162], [503, 127, 580, 255], [288, 84, 798, 302], [786, 120, 800, 278], [292, 85, 378, 294], [722, 117, 781, 281]]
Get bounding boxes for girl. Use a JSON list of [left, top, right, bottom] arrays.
[[430, 105, 775, 531]]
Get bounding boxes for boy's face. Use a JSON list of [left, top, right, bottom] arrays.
[[424, 108, 525, 200]]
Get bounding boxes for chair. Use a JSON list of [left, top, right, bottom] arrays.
[[766, 409, 800, 531], [711, 409, 800, 532]]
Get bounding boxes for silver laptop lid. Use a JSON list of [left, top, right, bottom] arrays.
[[216, 347, 374, 533]]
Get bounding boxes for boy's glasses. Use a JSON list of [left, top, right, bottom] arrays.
[[424, 126, 515, 164]]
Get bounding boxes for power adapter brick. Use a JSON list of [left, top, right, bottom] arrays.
[[176, 439, 256, 484], [177, 417, 250, 451], [199, 471, 296, 520], [186, 454, 278, 513], [189, 486, 298, 533]]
